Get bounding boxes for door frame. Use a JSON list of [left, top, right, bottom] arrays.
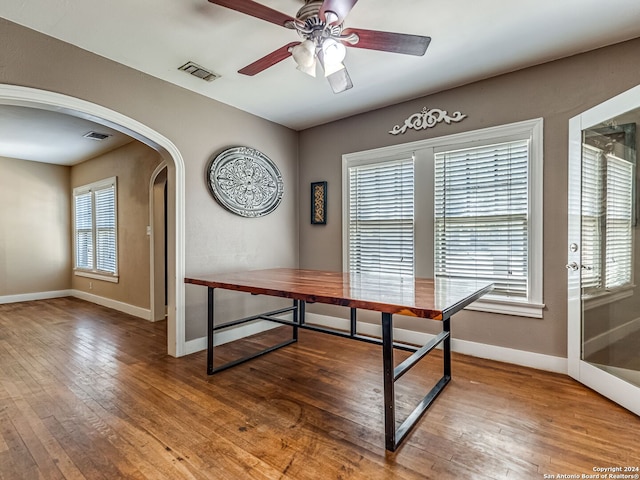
[[150, 163, 168, 322], [567, 84, 640, 415]]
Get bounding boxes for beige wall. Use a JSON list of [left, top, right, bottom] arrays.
[[1, 18, 299, 341], [298, 37, 640, 358], [0, 156, 71, 296], [70, 141, 162, 310]]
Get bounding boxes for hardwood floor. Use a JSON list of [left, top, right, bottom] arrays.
[[1, 297, 638, 479]]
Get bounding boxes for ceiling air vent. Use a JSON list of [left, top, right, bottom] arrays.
[[83, 131, 112, 141], [178, 61, 220, 82]]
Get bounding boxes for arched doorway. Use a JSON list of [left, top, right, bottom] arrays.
[[0, 84, 186, 357]]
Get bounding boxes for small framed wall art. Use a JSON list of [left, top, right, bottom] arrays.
[[311, 181, 327, 225]]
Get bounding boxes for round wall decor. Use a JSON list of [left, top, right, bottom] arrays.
[[207, 146, 284, 218]]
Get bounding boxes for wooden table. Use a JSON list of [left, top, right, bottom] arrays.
[[185, 268, 493, 451]]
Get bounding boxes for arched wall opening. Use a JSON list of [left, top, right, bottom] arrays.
[[0, 84, 186, 357]]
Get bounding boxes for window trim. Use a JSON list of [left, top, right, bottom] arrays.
[[342, 118, 544, 318], [73, 176, 119, 282]]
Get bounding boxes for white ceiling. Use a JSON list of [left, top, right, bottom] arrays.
[[2, 0, 640, 164], [0, 106, 132, 166]]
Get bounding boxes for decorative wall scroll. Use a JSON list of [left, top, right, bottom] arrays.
[[310, 181, 327, 225], [207, 146, 284, 218], [389, 107, 467, 135]]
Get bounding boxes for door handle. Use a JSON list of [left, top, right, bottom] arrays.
[[566, 262, 592, 271]]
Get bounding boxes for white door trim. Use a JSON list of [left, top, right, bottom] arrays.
[[150, 162, 168, 323]]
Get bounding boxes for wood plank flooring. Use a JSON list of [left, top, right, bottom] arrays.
[[0, 297, 638, 479]]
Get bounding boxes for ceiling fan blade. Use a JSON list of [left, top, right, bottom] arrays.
[[238, 42, 300, 76], [341, 28, 431, 56], [327, 67, 353, 94], [319, 0, 359, 25], [207, 0, 295, 27]]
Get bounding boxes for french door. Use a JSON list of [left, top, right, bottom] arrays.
[[567, 85, 640, 415]]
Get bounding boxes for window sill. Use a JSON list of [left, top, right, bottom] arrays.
[[582, 285, 635, 310], [74, 270, 119, 284], [464, 297, 545, 318]]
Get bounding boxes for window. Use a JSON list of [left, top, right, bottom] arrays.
[[581, 144, 634, 296], [346, 157, 414, 276], [343, 118, 544, 317], [73, 177, 118, 281], [434, 140, 529, 299]]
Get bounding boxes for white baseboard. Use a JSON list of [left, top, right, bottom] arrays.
[[304, 313, 568, 374], [185, 312, 568, 375], [0, 289, 154, 322], [0, 289, 73, 304], [583, 316, 640, 358], [451, 337, 567, 374], [71, 289, 152, 321]]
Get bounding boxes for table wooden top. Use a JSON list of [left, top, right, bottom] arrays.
[[185, 268, 493, 320]]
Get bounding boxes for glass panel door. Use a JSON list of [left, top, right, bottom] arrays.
[[567, 85, 640, 416], [581, 123, 639, 387]]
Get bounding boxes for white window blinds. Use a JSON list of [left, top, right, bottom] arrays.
[[74, 178, 117, 275], [435, 140, 529, 299], [74, 191, 93, 270], [94, 185, 117, 273], [581, 144, 634, 292], [348, 158, 415, 276]]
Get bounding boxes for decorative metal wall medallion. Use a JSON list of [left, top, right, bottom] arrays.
[[207, 146, 284, 217], [389, 107, 467, 135]]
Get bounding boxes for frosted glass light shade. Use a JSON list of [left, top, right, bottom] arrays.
[[291, 39, 316, 67]]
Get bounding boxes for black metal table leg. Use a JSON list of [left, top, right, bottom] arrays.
[[350, 308, 357, 337], [382, 312, 396, 451], [443, 316, 451, 378], [381, 311, 454, 451], [299, 300, 306, 326], [293, 299, 299, 341], [206, 295, 299, 375], [207, 287, 215, 375]]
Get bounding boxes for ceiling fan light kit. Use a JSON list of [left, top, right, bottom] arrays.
[[321, 39, 346, 66], [207, 0, 431, 94], [291, 39, 317, 77]]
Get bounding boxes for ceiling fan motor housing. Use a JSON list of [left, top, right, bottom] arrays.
[[297, 1, 324, 21], [295, 2, 343, 48]]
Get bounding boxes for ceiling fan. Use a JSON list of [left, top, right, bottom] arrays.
[[206, 0, 431, 93]]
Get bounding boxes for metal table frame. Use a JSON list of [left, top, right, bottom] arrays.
[[203, 283, 488, 451]]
